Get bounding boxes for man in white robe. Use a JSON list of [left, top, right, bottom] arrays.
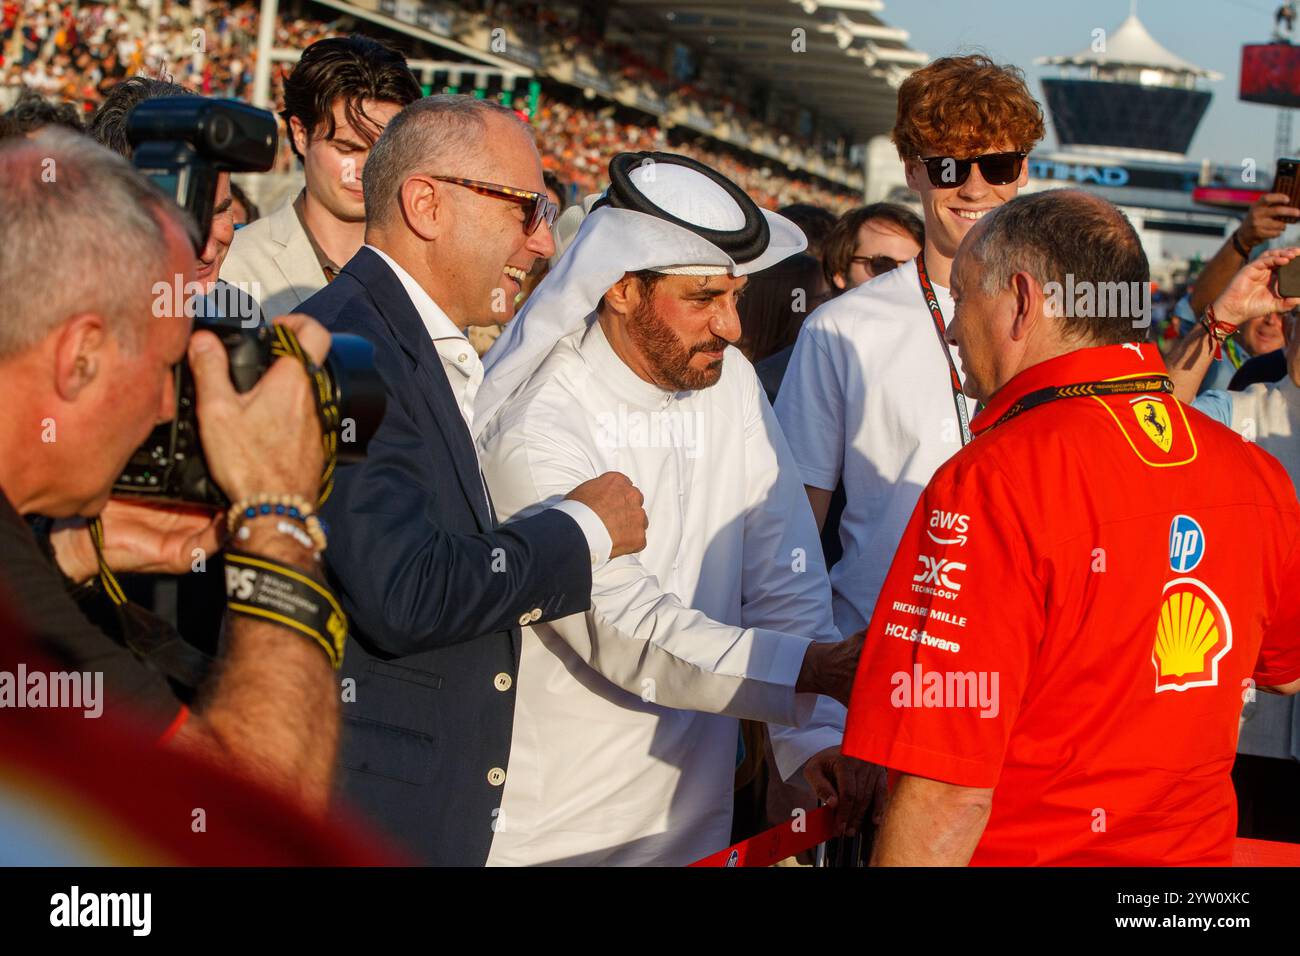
[[475, 153, 874, 866]]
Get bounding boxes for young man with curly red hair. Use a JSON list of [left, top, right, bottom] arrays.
[[776, 55, 1044, 642]]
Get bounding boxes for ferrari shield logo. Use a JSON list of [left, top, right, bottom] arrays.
[[1132, 397, 1172, 453]]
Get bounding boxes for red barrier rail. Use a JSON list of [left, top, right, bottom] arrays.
[[691, 806, 833, 867], [691, 809, 1300, 867], [1232, 838, 1300, 866]]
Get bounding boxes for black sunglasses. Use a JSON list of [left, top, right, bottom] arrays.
[[431, 175, 559, 235], [849, 255, 903, 277], [919, 151, 1026, 188]]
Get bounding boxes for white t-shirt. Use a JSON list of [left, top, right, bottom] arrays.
[[1193, 378, 1300, 486], [774, 258, 975, 637]]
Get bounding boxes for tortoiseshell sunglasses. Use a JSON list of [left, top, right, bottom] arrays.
[[432, 176, 560, 235]]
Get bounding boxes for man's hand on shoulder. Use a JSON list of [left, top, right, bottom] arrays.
[[565, 471, 648, 558], [796, 630, 865, 706]]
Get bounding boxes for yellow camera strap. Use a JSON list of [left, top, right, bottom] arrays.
[[88, 516, 128, 607], [269, 323, 338, 508]]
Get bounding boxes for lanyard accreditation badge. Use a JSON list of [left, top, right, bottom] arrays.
[[916, 251, 973, 445]]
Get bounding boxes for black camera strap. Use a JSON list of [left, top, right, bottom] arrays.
[[984, 375, 1175, 431], [269, 323, 339, 507], [85, 517, 214, 693]]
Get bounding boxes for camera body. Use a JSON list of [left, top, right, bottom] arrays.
[[114, 314, 384, 508], [115, 96, 385, 508], [115, 315, 267, 507]]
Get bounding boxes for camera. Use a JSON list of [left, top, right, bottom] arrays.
[[127, 96, 277, 251], [114, 97, 385, 508], [114, 313, 384, 507]]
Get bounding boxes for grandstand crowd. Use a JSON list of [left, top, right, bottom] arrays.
[[0, 0, 858, 207]]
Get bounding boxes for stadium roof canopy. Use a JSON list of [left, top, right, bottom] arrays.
[[1038, 13, 1222, 81], [606, 0, 927, 143]]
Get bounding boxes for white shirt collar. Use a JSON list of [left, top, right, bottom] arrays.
[[581, 318, 679, 410], [365, 244, 464, 344], [365, 243, 482, 436]]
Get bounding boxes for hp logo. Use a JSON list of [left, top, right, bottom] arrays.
[[1169, 515, 1205, 573]]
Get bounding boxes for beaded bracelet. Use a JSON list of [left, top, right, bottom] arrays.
[[227, 493, 327, 553], [234, 519, 317, 554]]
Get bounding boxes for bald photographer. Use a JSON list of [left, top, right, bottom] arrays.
[[0, 129, 343, 812]]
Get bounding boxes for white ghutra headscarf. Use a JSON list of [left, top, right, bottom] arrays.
[[473, 152, 807, 436]]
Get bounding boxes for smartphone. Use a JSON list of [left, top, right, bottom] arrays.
[[1275, 158, 1300, 224], [1278, 256, 1300, 298]]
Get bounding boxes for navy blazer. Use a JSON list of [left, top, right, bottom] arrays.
[[299, 247, 593, 865]]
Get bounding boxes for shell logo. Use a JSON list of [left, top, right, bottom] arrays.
[[1152, 577, 1233, 693]]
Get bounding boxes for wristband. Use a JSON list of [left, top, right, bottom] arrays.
[[1231, 230, 1252, 260], [223, 550, 347, 669], [1200, 304, 1240, 361]]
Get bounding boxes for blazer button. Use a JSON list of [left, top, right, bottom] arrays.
[[529, 607, 542, 622], [494, 673, 512, 692], [487, 767, 506, 786], [517, 612, 531, 626]]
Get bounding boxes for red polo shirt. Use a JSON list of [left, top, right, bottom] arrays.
[[843, 343, 1300, 865]]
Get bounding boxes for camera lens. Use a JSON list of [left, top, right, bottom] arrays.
[[207, 113, 235, 150]]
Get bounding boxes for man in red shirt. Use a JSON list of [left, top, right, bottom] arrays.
[[843, 189, 1300, 865]]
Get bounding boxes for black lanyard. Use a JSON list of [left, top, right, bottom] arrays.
[[986, 375, 1175, 431], [916, 251, 972, 445]]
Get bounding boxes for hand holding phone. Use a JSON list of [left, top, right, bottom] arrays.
[[1277, 253, 1300, 298], [1219, 246, 1300, 317], [1272, 158, 1300, 225]]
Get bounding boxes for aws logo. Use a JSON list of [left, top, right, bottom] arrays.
[[1152, 577, 1233, 693], [927, 510, 970, 546]]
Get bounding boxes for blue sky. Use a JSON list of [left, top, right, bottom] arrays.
[[885, 0, 1286, 166]]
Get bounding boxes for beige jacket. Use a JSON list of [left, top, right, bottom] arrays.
[[219, 197, 327, 320]]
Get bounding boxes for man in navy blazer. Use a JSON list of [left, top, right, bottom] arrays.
[[298, 95, 647, 865]]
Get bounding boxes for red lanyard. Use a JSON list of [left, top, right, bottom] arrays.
[[915, 251, 972, 445]]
